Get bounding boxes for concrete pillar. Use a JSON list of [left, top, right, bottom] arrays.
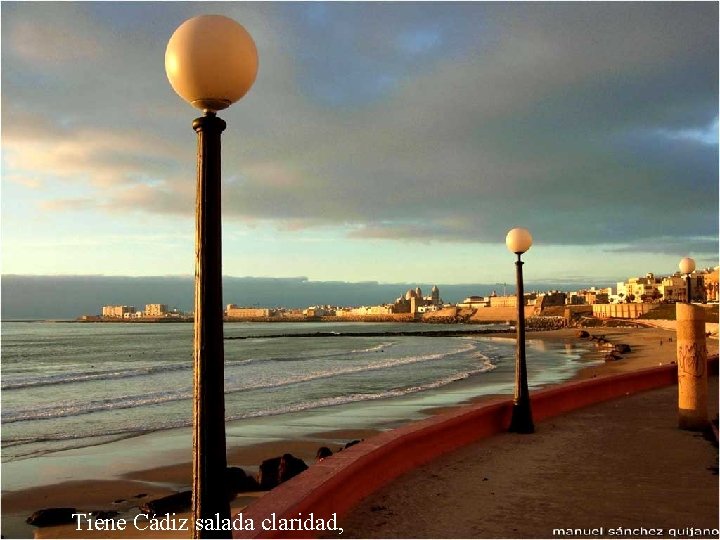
[[676, 303, 708, 431]]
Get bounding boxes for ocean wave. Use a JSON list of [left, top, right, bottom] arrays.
[[0, 363, 190, 390], [1, 341, 398, 391], [2, 356, 496, 459], [1, 342, 479, 424]]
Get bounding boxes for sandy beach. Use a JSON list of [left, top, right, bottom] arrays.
[[4, 325, 717, 539]]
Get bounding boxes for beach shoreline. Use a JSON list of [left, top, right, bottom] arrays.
[[4, 326, 716, 539]]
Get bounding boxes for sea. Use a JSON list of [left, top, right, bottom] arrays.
[[1, 321, 598, 492]]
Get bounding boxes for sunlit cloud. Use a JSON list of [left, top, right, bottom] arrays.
[[8, 19, 103, 66], [3, 126, 186, 190]]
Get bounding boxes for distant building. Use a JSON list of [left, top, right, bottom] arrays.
[[617, 273, 663, 303], [457, 296, 489, 309], [303, 306, 336, 317], [102, 305, 136, 318], [703, 267, 719, 302], [225, 305, 273, 318], [617, 271, 709, 303], [336, 305, 396, 317], [567, 288, 611, 305], [489, 293, 536, 308], [392, 285, 443, 314], [535, 291, 567, 309], [657, 275, 688, 303], [144, 304, 168, 317]]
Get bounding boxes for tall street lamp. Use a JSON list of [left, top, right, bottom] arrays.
[[506, 227, 534, 434], [165, 15, 258, 537], [679, 257, 696, 303]]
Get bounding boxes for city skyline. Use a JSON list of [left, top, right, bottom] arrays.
[[2, 2, 718, 284]]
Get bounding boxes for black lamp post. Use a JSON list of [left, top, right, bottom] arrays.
[[165, 15, 258, 538], [505, 227, 534, 434], [679, 257, 696, 303]]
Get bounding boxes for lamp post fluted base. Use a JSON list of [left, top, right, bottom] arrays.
[[508, 399, 535, 434]]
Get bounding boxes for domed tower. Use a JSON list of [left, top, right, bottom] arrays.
[[431, 285, 440, 305], [415, 287, 422, 298], [405, 289, 416, 301]]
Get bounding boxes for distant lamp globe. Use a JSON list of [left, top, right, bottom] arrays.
[[506, 227, 533, 255], [679, 257, 696, 275], [679, 257, 696, 304], [165, 14, 258, 112]]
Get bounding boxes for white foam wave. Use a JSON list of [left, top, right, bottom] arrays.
[[2, 342, 477, 424], [3, 356, 497, 457]]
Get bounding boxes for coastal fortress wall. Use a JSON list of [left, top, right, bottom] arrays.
[[593, 303, 654, 319], [468, 305, 535, 322]]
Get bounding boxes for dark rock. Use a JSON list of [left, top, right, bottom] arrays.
[[257, 456, 282, 490], [344, 440, 361, 449], [316, 446, 333, 461], [139, 491, 191, 516], [604, 352, 622, 362], [257, 454, 308, 490], [614, 343, 632, 354], [577, 330, 590, 338], [27, 508, 77, 527], [226, 466, 259, 494], [279, 453, 308, 484]]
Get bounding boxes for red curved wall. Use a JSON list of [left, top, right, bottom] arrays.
[[234, 355, 718, 539]]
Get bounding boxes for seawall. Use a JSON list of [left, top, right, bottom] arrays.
[[234, 355, 719, 539]]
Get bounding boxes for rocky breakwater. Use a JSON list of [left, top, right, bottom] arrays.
[[525, 316, 567, 331], [575, 330, 633, 362]]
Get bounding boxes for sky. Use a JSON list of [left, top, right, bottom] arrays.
[[2, 1, 718, 289]]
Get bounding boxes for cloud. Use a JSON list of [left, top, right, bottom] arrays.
[[603, 236, 719, 257], [2, 2, 717, 258], [40, 198, 96, 212], [7, 11, 104, 67]]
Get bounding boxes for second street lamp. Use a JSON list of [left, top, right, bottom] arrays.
[[165, 14, 258, 538], [505, 227, 534, 434]]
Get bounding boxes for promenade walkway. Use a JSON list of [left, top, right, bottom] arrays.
[[338, 378, 719, 539]]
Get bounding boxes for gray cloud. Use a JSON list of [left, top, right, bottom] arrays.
[[2, 2, 717, 255]]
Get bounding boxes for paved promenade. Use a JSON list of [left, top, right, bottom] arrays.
[[339, 378, 719, 539]]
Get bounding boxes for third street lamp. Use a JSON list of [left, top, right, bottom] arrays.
[[679, 257, 696, 303]]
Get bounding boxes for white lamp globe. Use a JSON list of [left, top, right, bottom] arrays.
[[165, 14, 258, 112], [679, 257, 696, 275], [506, 227, 533, 255]]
